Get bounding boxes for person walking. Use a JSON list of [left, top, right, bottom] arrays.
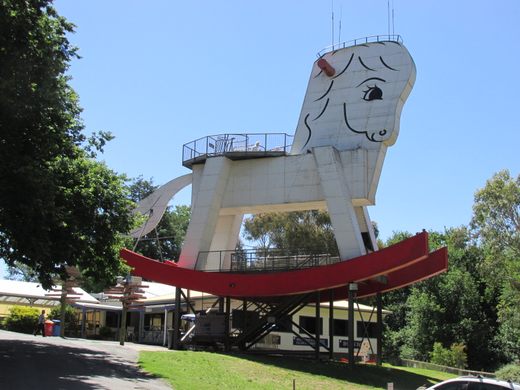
[[34, 310, 46, 337]]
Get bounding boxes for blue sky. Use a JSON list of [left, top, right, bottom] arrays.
[[2, 1, 520, 278]]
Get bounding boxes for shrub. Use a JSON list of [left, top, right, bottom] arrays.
[[99, 326, 114, 340], [495, 364, 520, 383], [430, 342, 467, 369], [5, 306, 39, 334], [49, 304, 80, 336], [450, 343, 468, 369]]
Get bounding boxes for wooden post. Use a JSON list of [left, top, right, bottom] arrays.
[[119, 302, 127, 345], [81, 307, 87, 339], [59, 285, 67, 337]]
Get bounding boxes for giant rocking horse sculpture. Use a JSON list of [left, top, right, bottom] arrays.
[[121, 36, 447, 301]]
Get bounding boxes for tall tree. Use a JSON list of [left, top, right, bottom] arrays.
[[0, 0, 134, 289], [471, 170, 520, 362], [383, 228, 501, 370], [243, 210, 338, 255]]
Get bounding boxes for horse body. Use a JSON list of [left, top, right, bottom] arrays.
[[132, 40, 416, 272]]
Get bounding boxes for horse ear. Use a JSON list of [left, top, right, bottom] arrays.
[[317, 58, 335, 77]]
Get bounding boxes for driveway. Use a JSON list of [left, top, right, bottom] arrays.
[[0, 329, 172, 389]]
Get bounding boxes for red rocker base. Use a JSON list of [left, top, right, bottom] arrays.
[[121, 231, 447, 301]]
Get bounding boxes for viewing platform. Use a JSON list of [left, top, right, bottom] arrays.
[[195, 248, 341, 273], [182, 133, 293, 168]]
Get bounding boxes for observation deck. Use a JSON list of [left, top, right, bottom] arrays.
[[182, 133, 293, 169]]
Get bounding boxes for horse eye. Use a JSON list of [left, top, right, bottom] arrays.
[[362, 85, 383, 101]]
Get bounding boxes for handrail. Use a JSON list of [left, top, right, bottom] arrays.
[[195, 248, 340, 273], [316, 34, 403, 58], [182, 132, 294, 167]]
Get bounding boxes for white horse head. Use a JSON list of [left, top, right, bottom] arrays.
[[291, 40, 416, 154]]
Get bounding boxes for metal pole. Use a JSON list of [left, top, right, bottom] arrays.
[[315, 291, 320, 361], [173, 287, 182, 350], [329, 291, 334, 360], [348, 283, 358, 368], [240, 299, 247, 350], [376, 293, 383, 366], [225, 297, 231, 352]]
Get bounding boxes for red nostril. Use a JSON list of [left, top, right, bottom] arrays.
[[317, 58, 335, 77]]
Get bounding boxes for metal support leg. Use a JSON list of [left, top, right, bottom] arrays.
[[376, 293, 382, 366], [240, 299, 247, 350], [225, 297, 231, 351], [315, 291, 320, 361], [348, 283, 358, 368], [173, 287, 182, 350], [329, 291, 334, 360]]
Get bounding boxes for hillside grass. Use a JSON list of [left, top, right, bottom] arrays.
[[139, 351, 455, 389]]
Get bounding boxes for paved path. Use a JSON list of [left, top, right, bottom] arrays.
[[0, 329, 172, 389]]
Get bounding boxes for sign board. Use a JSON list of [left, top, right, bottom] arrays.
[[293, 336, 328, 348], [339, 339, 362, 349]]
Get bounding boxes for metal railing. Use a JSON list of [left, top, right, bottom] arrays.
[[195, 248, 340, 273], [182, 133, 293, 166], [317, 34, 403, 58]]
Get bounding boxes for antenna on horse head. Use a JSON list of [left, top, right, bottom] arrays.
[[338, 5, 342, 45], [392, 0, 396, 36], [387, 0, 391, 36], [331, 0, 335, 48]]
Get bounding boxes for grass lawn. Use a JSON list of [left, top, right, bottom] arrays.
[[139, 351, 455, 389]]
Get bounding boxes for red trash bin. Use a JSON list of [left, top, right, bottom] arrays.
[[44, 320, 54, 336]]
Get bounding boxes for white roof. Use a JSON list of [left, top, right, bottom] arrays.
[[320, 300, 392, 314], [92, 281, 177, 306], [73, 302, 122, 311], [140, 281, 177, 299], [0, 279, 99, 306]]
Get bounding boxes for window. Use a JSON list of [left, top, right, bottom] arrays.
[[105, 311, 119, 328], [298, 316, 323, 335], [333, 319, 348, 336], [145, 314, 164, 331], [436, 381, 468, 390], [231, 310, 260, 330], [356, 321, 378, 338], [468, 383, 511, 390], [273, 315, 292, 332]]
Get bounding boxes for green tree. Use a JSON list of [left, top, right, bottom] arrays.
[[430, 342, 468, 369], [383, 228, 500, 370], [243, 210, 338, 255], [6, 261, 38, 282], [0, 0, 134, 289], [471, 170, 520, 362]]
